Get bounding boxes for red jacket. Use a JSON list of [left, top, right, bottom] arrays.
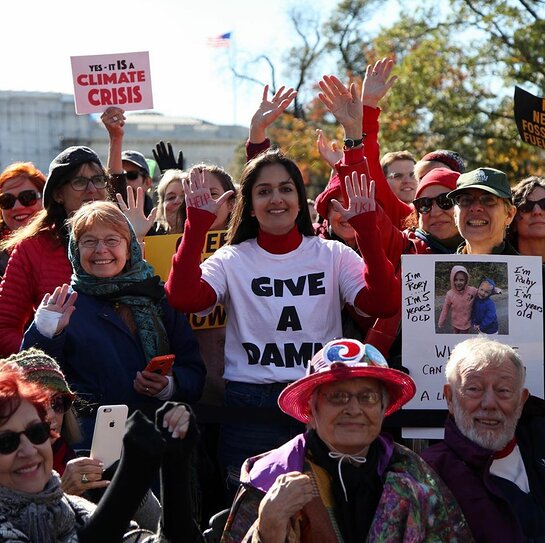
[[0, 230, 71, 356]]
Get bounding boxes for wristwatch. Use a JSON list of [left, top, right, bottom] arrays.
[[343, 134, 365, 149]]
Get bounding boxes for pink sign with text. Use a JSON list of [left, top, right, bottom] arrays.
[[70, 51, 153, 114]]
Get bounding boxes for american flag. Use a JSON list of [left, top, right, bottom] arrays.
[[207, 32, 232, 48]]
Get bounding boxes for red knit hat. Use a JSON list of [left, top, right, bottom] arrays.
[[315, 174, 347, 219], [420, 150, 465, 173], [414, 168, 460, 200]]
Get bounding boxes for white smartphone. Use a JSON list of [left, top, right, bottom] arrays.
[[90, 405, 128, 469]]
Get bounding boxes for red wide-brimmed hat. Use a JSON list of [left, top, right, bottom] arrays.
[[278, 339, 416, 423]]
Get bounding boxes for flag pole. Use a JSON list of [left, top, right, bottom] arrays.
[[230, 33, 237, 126]]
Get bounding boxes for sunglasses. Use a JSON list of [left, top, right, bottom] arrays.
[[125, 171, 143, 181], [518, 198, 545, 214], [413, 193, 454, 214], [0, 421, 51, 455], [50, 393, 75, 414], [0, 190, 42, 210], [69, 175, 109, 191]]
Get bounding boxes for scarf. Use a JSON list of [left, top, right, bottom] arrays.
[[68, 219, 170, 362], [414, 228, 462, 253], [307, 430, 383, 543], [0, 474, 93, 542]]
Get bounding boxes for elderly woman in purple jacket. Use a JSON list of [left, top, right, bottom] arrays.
[[221, 338, 473, 543]]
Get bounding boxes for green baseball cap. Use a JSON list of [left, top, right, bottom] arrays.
[[448, 167, 512, 200]]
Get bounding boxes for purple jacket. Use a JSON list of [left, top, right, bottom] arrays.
[[421, 416, 524, 543]]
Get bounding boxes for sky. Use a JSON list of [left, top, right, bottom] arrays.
[[2, 0, 354, 127]]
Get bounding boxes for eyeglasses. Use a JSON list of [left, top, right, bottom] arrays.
[[454, 193, 500, 208], [50, 393, 75, 414], [125, 171, 144, 181], [79, 235, 123, 249], [0, 190, 42, 210], [321, 390, 382, 407], [518, 197, 545, 214], [413, 193, 454, 214], [387, 172, 415, 181], [0, 421, 51, 455], [69, 175, 109, 191]]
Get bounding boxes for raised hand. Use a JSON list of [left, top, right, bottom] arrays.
[[330, 171, 376, 221], [249, 84, 297, 143], [362, 58, 398, 108], [316, 129, 342, 168], [116, 186, 157, 241], [318, 75, 362, 137], [152, 141, 185, 173], [100, 106, 126, 139], [38, 284, 78, 335], [183, 168, 234, 215]]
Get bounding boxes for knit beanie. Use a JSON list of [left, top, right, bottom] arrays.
[[43, 146, 103, 208], [2, 348, 73, 394], [315, 174, 348, 219], [421, 150, 465, 174], [414, 168, 460, 200]]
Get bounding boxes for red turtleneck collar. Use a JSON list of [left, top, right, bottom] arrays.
[[494, 437, 517, 459], [256, 225, 303, 254]]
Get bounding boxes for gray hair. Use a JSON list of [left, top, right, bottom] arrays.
[[445, 337, 526, 389]]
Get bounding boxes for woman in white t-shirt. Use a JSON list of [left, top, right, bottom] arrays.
[[165, 110, 399, 496]]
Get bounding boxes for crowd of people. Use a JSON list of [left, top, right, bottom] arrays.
[[0, 56, 543, 542]]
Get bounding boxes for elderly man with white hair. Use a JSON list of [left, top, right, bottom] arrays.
[[422, 336, 545, 543]]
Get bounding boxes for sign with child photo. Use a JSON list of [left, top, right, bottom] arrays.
[[402, 254, 544, 411]]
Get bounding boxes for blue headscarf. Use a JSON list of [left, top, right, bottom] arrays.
[[68, 215, 169, 362]]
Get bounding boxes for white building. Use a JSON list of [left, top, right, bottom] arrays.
[[0, 90, 247, 176]]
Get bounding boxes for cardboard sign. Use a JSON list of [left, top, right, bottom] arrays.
[[144, 231, 228, 330], [402, 253, 544, 410], [514, 85, 545, 149], [71, 51, 153, 114]]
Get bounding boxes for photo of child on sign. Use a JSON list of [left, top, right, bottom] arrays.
[[435, 261, 508, 335]]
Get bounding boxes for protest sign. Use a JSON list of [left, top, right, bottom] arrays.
[[70, 51, 153, 114], [514, 85, 545, 150], [402, 254, 543, 438], [144, 230, 227, 330]]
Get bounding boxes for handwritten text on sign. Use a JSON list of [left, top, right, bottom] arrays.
[[402, 254, 544, 410]]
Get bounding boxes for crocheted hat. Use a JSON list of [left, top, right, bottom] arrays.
[[278, 339, 416, 422], [421, 150, 465, 174], [2, 348, 73, 394]]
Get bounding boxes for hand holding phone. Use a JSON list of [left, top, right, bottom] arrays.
[[144, 354, 175, 376]]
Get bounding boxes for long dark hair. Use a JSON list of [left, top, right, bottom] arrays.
[[509, 175, 545, 247], [227, 149, 314, 245]]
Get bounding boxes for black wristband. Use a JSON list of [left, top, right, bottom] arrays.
[[343, 134, 366, 149]]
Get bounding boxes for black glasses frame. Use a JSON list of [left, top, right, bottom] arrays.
[[0, 421, 51, 454], [69, 175, 109, 191], [518, 197, 545, 214], [413, 193, 454, 214], [50, 393, 75, 415], [0, 190, 42, 210]]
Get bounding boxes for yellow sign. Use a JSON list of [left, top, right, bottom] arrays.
[[144, 230, 228, 329]]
